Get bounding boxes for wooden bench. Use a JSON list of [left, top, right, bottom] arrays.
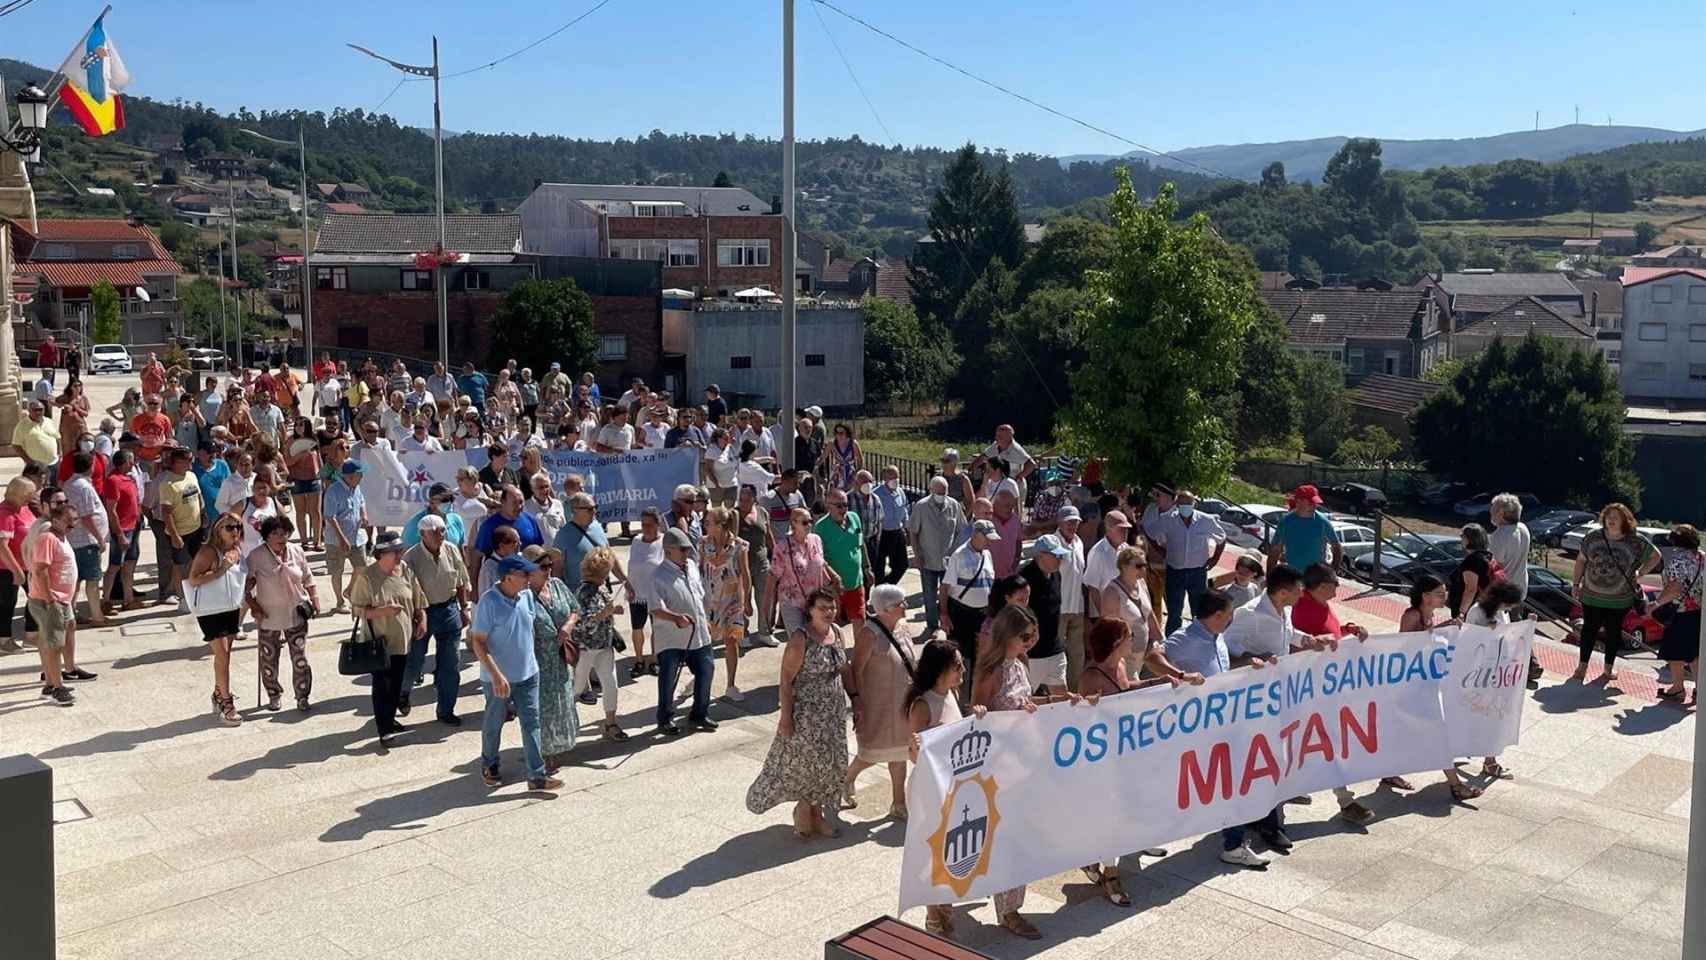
[[825, 916, 994, 960]]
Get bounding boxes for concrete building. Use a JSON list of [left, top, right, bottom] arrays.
[[686, 303, 864, 409], [1618, 267, 1706, 403], [1451, 297, 1595, 360], [518, 183, 784, 299], [1257, 286, 1444, 383], [1631, 244, 1706, 268]]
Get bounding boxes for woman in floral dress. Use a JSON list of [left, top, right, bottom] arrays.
[[573, 547, 629, 741], [702, 507, 752, 701], [971, 604, 1046, 940], [525, 546, 580, 769], [746, 586, 857, 839]]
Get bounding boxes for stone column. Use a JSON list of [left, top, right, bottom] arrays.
[[0, 149, 32, 445]]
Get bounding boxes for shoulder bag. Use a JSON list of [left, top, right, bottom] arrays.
[[1652, 550, 1703, 625], [337, 614, 389, 676]]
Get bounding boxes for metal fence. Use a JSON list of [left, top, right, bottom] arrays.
[[1235, 458, 1440, 500]]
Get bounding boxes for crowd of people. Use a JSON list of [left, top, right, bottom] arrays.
[[3, 347, 1697, 943]]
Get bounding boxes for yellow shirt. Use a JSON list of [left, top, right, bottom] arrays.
[[11, 418, 58, 464], [350, 562, 428, 655], [344, 380, 368, 406], [159, 473, 203, 534]]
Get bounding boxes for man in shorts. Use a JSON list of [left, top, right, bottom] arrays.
[[28, 502, 82, 704], [322, 460, 370, 613], [814, 488, 869, 629], [159, 447, 206, 606], [63, 452, 110, 627]]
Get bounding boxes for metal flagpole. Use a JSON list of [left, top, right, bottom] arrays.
[[779, 0, 796, 471], [299, 124, 313, 371], [1684, 604, 1706, 955], [216, 242, 228, 353], [432, 37, 448, 371], [229, 183, 242, 372]]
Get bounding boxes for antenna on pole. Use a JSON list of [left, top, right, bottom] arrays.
[[1535, 110, 1540, 131], [1575, 104, 1580, 126]]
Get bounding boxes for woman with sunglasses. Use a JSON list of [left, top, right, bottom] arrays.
[[285, 418, 323, 550], [816, 422, 862, 494], [771, 507, 830, 636], [187, 513, 248, 726]]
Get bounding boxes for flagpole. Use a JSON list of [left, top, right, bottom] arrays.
[[32, 4, 112, 107]]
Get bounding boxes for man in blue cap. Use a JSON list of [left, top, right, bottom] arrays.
[[322, 460, 369, 613], [470, 553, 561, 792]]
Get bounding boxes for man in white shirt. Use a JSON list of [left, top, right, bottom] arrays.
[[1082, 509, 1132, 619], [1054, 505, 1089, 690], [741, 411, 777, 462], [940, 520, 999, 688], [523, 473, 566, 545], [596, 407, 636, 454], [640, 406, 670, 449], [702, 428, 738, 507], [403, 377, 436, 418], [1155, 490, 1226, 635], [617, 378, 647, 410], [380, 392, 410, 446], [452, 466, 490, 574], [400, 418, 445, 453]]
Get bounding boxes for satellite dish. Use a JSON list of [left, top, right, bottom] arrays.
[[134, 287, 152, 303]]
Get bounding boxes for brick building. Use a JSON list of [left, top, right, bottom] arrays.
[[309, 212, 661, 384], [518, 183, 784, 298]]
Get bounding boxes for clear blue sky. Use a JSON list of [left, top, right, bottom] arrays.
[[6, 0, 1704, 156]]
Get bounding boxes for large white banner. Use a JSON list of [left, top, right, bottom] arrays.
[[357, 447, 698, 526], [898, 621, 1533, 910]]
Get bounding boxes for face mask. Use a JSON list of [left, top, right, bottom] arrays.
[[1178, 504, 1195, 519], [930, 493, 947, 506], [858, 483, 874, 496], [78, 440, 93, 453]]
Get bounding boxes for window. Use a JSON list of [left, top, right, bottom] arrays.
[[717, 239, 770, 267], [34, 243, 73, 259], [1346, 347, 1365, 374], [1692, 364, 1706, 382], [462, 270, 490, 291], [1635, 361, 1665, 380], [667, 239, 699, 267], [805, 353, 826, 367], [730, 355, 753, 369], [315, 266, 347, 290], [111, 243, 140, 259], [632, 202, 685, 217], [1384, 351, 1399, 375], [597, 335, 627, 361], [1691, 325, 1706, 343], [1691, 286, 1706, 304], [401, 269, 433, 291], [1652, 285, 1675, 304], [610, 239, 668, 262], [337, 326, 368, 349], [1607, 349, 1621, 363], [1639, 323, 1668, 342]]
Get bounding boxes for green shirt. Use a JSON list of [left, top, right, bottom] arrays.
[[814, 511, 864, 590]]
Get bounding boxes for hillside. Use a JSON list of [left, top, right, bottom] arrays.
[[1066, 124, 1706, 183]]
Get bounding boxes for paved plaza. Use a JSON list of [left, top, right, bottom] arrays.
[[1, 373, 1696, 960]]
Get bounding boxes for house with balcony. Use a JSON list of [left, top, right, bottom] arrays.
[[6, 218, 182, 348], [518, 182, 784, 298]]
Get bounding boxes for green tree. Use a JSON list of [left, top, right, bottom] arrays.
[[486, 278, 599, 374], [156, 220, 193, 253], [91, 281, 122, 344], [1323, 138, 1384, 204], [977, 283, 1097, 437], [712, 170, 734, 188], [1236, 307, 1301, 449], [1422, 355, 1466, 385], [861, 298, 958, 412], [1296, 357, 1352, 458], [1508, 247, 1546, 272], [1412, 334, 1638, 507], [906, 143, 1026, 342], [1261, 161, 1287, 191], [237, 251, 267, 289], [1057, 174, 1257, 491], [1634, 220, 1661, 251], [1333, 425, 1399, 465], [178, 277, 224, 343]]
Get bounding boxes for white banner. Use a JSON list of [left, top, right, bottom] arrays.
[[898, 621, 1533, 911], [357, 447, 699, 526]]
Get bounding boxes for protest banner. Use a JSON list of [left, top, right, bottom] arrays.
[[897, 621, 1533, 911], [358, 447, 698, 525]]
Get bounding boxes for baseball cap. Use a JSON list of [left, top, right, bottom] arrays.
[[663, 528, 693, 549], [1056, 505, 1081, 523], [1034, 534, 1070, 557], [706, 383, 720, 393], [340, 460, 365, 476], [549, 362, 561, 370], [1104, 509, 1131, 529], [805, 405, 823, 418], [971, 519, 1001, 541], [1293, 484, 1324, 505], [941, 448, 960, 463], [496, 555, 538, 576]]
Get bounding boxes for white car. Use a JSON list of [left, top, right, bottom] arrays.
[[1558, 522, 1672, 556], [89, 343, 131, 374], [1333, 522, 1380, 563]]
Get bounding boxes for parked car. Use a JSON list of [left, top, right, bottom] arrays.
[[1420, 481, 1473, 507], [87, 343, 132, 374], [1525, 567, 1578, 622], [1350, 533, 1463, 584], [1332, 522, 1380, 566], [1320, 482, 1388, 517], [1452, 491, 1542, 525], [1570, 585, 1665, 651], [185, 347, 226, 372], [1527, 510, 1596, 547], [1558, 522, 1672, 557]]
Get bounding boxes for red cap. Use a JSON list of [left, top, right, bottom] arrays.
[[1293, 484, 1324, 505]]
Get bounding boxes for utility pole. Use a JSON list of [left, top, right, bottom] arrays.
[[299, 125, 313, 370], [432, 37, 448, 371], [229, 182, 242, 371], [779, 0, 797, 470], [1689, 608, 1706, 957]]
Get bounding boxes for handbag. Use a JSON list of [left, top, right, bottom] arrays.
[[187, 559, 245, 616], [337, 615, 390, 676], [1652, 551, 1703, 625]]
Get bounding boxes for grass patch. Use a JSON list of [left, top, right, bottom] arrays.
[[862, 436, 984, 463]]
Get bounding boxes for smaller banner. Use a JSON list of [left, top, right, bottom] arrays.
[[57, 13, 131, 137], [357, 447, 697, 526], [898, 622, 1533, 911]]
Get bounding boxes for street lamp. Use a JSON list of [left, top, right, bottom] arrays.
[[3, 85, 50, 162], [238, 126, 313, 371], [348, 38, 448, 371]]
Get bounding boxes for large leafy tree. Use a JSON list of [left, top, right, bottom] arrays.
[[907, 143, 1026, 341], [1323, 138, 1384, 204], [1058, 173, 1258, 491], [1412, 334, 1638, 508], [862, 297, 959, 412], [486, 278, 598, 374]]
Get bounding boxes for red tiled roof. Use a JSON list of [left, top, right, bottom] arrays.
[[325, 202, 367, 215], [1622, 266, 1706, 286], [24, 219, 172, 258], [868, 258, 913, 304], [822, 257, 856, 284], [20, 259, 182, 290]]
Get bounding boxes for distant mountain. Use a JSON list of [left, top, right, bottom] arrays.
[[1063, 124, 1706, 182]]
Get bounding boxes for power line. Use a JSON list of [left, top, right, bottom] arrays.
[[369, 77, 407, 113], [809, 0, 897, 146], [439, 0, 618, 79], [809, 0, 1236, 181], [0, 0, 39, 20]]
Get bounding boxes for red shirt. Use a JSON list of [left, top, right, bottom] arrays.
[[104, 471, 141, 533], [131, 412, 172, 461], [57, 451, 108, 489], [1291, 591, 1344, 639], [0, 501, 35, 570], [141, 362, 166, 397], [36, 341, 57, 367]]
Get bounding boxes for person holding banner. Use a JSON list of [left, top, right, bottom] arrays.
[[970, 604, 1047, 940], [845, 583, 915, 818], [1397, 574, 1483, 802], [746, 585, 854, 838], [1099, 545, 1165, 681], [905, 638, 985, 937]]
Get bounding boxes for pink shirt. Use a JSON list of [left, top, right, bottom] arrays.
[[28, 529, 75, 603], [771, 533, 827, 605], [990, 511, 1023, 579], [0, 501, 35, 570]]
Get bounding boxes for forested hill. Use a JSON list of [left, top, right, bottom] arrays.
[[0, 56, 1211, 256]]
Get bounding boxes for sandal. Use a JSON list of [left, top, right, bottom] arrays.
[[1080, 864, 1104, 884], [1658, 688, 1687, 700], [1381, 776, 1415, 791], [1099, 871, 1132, 908], [1450, 782, 1483, 802], [1481, 760, 1511, 780], [999, 912, 1042, 941], [842, 781, 859, 810], [888, 802, 907, 821], [602, 722, 629, 742], [925, 906, 955, 937]]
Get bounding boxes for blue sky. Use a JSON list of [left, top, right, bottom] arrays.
[[6, 0, 1704, 156]]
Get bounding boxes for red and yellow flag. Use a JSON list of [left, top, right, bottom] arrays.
[[57, 13, 130, 137]]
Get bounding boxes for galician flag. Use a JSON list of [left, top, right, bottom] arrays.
[[57, 12, 130, 137]]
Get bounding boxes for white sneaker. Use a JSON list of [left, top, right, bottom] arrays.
[[752, 633, 780, 648], [724, 685, 745, 701], [1220, 843, 1269, 870]]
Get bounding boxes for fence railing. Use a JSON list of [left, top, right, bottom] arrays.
[[1236, 458, 1440, 500]]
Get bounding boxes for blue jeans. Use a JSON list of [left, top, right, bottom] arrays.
[[404, 603, 463, 719], [656, 645, 714, 725], [481, 673, 545, 782], [920, 568, 944, 633], [1164, 565, 1209, 636], [1222, 805, 1284, 850]]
